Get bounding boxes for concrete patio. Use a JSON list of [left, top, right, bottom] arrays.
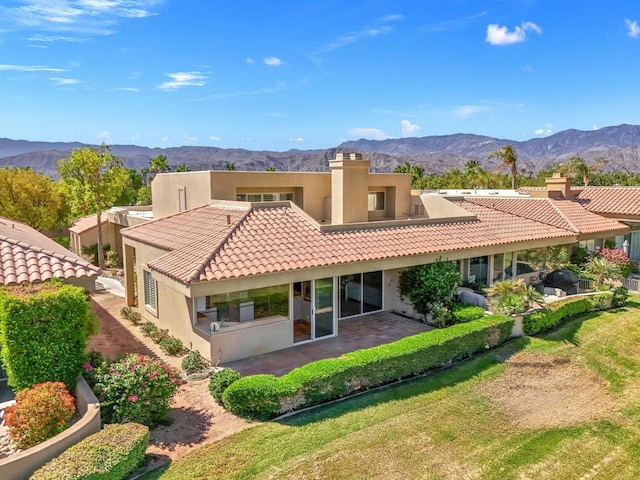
[[222, 311, 432, 376]]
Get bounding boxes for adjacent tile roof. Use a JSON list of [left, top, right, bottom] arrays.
[[577, 186, 640, 217], [0, 217, 100, 286], [69, 214, 107, 235], [465, 197, 629, 236], [122, 201, 577, 284]]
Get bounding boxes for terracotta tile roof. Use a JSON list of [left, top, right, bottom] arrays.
[[69, 214, 107, 234], [122, 201, 577, 284], [0, 217, 100, 286], [465, 197, 628, 236], [577, 186, 640, 217]]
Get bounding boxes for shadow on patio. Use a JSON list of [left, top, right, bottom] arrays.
[[223, 312, 432, 376]]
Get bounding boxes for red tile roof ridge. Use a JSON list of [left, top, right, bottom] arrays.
[[184, 207, 253, 283], [546, 199, 580, 233], [69, 214, 107, 234], [465, 197, 579, 233]]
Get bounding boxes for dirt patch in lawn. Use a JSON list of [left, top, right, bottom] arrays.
[[479, 352, 620, 429]]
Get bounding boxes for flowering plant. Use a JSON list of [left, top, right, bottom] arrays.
[[4, 381, 76, 449], [93, 353, 183, 427], [592, 247, 632, 277]]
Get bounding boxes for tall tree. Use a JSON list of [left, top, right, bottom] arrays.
[[224, 162, 236, 171], [394, 162, 424, 187], [150, 155, 170, 175], [557, 156, 609, 186], [58, 144, 129, 269], [174, 163, 189, 172], [0, 167, 69, 230], [488, 145, 518, 189]]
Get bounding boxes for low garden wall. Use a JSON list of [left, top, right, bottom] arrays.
[[0, 376, 101, 480]]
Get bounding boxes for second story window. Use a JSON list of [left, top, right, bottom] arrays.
[[237, 192, 294, 202], [368, 192, 385, 211]]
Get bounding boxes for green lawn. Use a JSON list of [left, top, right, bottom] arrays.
[[147, 295, 640, 479]]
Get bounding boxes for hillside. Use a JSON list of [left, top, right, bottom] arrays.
[[2, 124, 640, 178]]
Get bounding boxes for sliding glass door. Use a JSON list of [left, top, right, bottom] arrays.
[[293, 278, 335, 343]]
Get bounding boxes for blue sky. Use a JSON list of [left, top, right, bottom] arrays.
[[1, 1, 639, 151]]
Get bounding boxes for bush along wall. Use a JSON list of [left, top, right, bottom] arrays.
[[30, 422, 149, 480], [222, 315, 513, 420], [0, 282, 98, 391], [522, 290, 621, 335]]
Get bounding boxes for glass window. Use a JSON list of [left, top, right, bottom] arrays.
[[339, 271, 383, 318], [493, 252, 513, 282], [143, 270, 157, 310], [279, 192, 294, 201], [204, 284, 289, 323], [368, 192, 385, 211], [236, 192, 294, 203], [178, 187, 186, 212], [469, 256, 489, 285], [512, 248, 545, 276]]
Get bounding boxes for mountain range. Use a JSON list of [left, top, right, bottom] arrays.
[[2, 124, 640, 178]]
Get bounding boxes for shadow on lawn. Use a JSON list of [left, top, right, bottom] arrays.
[[279, 335, 530, 427]]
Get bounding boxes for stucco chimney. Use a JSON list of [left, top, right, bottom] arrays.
[[329, 153, 370, 224], [545, 173, 573, 199]]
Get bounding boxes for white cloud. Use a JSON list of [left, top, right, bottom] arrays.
[[246, 57, 255, 64], [50, 77, 79, 85], [0, 64, 65, 72], [115, 87, 138, 92], [209, 135, 221, 141], [380, 14, 404, 22], [523, 65, 535, 73], [131, 133, 140, 142], [263, 56, 284, 66], [98, 130, 110, 141], [626, 19, 640, 38], [158, 71, 206, 90], [453, 105, 490, 119], [182, 134, 197, 145], [318, 26, 394, 54], [161, 136, 169, 142], [401, 120, 420, 137], [485, 21, 542, 45], [3, 1, 160, 39], [289, 136, 304, 142], [534, 128, 553, 135], [348, 128, 389, 140]]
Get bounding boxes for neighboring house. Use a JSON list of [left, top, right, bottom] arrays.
[[522, 181, 640, 261], [120, 154, 629, 364], [0, 216, 100, 290], [69, 214, 112, 257], [69, 207, 153, 264]]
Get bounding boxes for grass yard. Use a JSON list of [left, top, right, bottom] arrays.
[[146, 295, 640, 479]]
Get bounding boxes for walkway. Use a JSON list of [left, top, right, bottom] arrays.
[[223, 312, 432, 376]]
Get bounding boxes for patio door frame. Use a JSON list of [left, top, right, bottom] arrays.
[[292, 277, 337, 344]]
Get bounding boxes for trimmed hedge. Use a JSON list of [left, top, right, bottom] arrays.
[[222, 315, 513, 420], [31, 423, 149, 480], [0, 282, 97, 391], [209, 368, 242, 403], [523, 292, 615, 335], [452, 304, 485, 324]]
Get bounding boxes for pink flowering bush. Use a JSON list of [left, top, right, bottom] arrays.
[[592, 247, 632, 277], [93, 353, 183, 427]]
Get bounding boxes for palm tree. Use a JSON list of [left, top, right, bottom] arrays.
[[557, 156, 609, 186], [464, 159, 486, 187], [488, 145, 518, 190], [225, 162, 236, 171], [175, 163, 189, 172], [394, 162, 424, 187], [265, 166, 276, 172], [150, 155, 170, 175]]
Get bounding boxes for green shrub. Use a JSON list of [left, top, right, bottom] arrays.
[[31, 423, 149, 480], [209, 368, 242, 404], [120, 306, 142, 325], [159, 336, 184, 356], [140, 321, 161, 340], [93, 353, 183, 427], [0, 282, 97, 391], [181, 350, 209, 372], [398, 260, 461, 319], [4, 381, 76, 450], [522, 293, 614, 335], [451, 304, 485, 324], [612, 286, 629, 308], [222, 316, 513, 420]]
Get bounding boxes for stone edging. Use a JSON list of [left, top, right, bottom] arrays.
[[0, 376, 101, 480]]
